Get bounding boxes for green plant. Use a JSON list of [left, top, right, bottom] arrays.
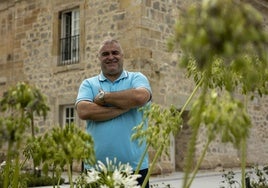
[[24, 123, 95, 188], [0, 166, 28, 188], [166, 0, 268, 187], [0, 82, 92, 188], [0, 170, 65, 187], [0, 82, 49, 188], [20, 172, 65, 187], [0, 82, 50, 139], [132, 103, 183, 188]]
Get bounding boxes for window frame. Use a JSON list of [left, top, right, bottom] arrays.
[[59, 8, 80, 65], [60, 105, 76, 127]]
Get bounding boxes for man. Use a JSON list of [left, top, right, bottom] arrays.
[[76, 38, 152, 187]]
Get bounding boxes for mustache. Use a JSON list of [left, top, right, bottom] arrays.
[[105, 59, 118, 64]]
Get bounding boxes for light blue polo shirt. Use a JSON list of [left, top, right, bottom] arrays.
[[76, 70, 152, 170]]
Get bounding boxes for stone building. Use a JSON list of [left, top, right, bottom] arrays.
[[0, 0, 268, 174]]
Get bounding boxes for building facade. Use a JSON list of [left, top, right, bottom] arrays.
[[0, 0, 268, 173]]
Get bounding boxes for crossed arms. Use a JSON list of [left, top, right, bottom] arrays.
[[76, 88, 151, 121]]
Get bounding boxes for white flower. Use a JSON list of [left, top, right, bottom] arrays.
[[100, 185, 109, 188], [113, 169, 124, 186], [123, 163, 134, 175], [122, 173, 141, 188], [0, 161, 6, 168], [97, 160, 108, 175], [112, 165, 141, 188], [77, 157, 141, 188], [85, 168, 100, 184]]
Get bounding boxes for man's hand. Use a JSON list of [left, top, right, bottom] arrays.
[[93, 89, 107, 106]]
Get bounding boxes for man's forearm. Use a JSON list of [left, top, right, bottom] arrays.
[[76, 101, 128, 121], [101, 88, 150, 109]]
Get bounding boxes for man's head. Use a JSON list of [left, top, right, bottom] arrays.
[[98, 39, 124, 81]]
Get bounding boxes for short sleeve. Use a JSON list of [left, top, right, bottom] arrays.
[[75, 79, 94, 106], [131, 72, 152, 99]]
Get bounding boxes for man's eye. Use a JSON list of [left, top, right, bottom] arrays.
[[111, 51, 120, 55], [101, 52, 110, 57], [100, 51, 120, 57]]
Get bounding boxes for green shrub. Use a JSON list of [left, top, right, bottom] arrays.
[[21, 173, 65, 187], [0, 172, 65, 187]]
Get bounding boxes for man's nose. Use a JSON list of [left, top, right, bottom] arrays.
[[107, 53, 115, 59]]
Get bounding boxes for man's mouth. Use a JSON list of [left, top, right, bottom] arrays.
[[106, 60, 117, 64]]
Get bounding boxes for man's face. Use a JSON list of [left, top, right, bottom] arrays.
[[98, 42, 124, 78]]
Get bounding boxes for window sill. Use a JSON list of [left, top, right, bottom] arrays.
[[53, 62, 85, 74]]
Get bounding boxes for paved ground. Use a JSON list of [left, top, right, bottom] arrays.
[[31, 169, 243, 188], [150, 170, 232, 188]]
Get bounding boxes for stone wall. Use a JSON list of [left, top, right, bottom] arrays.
[[0, 0, 268, 173]]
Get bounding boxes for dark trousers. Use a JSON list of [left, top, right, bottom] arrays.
[[137, 168, 149, 188]]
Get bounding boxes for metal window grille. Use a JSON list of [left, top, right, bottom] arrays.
[[59, 35, 80, 65]]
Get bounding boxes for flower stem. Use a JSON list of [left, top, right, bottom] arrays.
[[3, 141, 12, 188], [186, 138, 211, 188], [241, 138, 247, 188], [241, 95, 248, 188], [67, 163, 74, 188], [180, 77, 203, 115], [183, 77, 208, 188], [135, 144, 150, 174], [141, 144, 164, 188]]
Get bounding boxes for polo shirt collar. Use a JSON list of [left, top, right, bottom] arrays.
[[99, 70, 128, 82]]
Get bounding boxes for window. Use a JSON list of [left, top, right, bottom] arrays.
[[62, 105, 75, 126], [59, 8, 80, 65]]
